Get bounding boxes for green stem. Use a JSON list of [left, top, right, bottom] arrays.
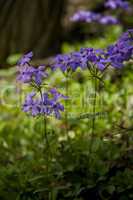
[[43, 115, 50, 175], [65, 72, 69, 136], [44, 116, 50, 152], [92, 76, 97, 137], [39, 88, 50, 154], [89, 75, 97, 153]]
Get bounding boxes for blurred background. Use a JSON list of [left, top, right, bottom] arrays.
[[0, 0, 133, 67]]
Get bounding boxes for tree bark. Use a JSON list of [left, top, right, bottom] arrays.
[[0, 0, 66, 65]]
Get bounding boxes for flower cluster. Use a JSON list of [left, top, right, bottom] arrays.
[[17, 30, 132, 118], [105, 0, 129, 10], [107, 29, 133, 68], [52, 29, 133, 72], [17, 52, 48, 85], [80, 48, 111, 71], [70, 10, 118, 25], [17, 52, 67, 119], [99, 16, 118, 25], [23, 89, 67, 119], [52, 48, 110, 72], [52, 52, 83, 72]]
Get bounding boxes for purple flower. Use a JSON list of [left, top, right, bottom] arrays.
[[17, 65, 35, 83], [17, 65, 48, 85], [96, 57, 110, 70], [70, 10, 101, 23], [52, 47, 111, 72], [52, 49, 93, 73], [50, 88, 68, 101], [17, 53, 48, 85], [79, 48, 102, 69], [70, 10, 118, 25], [105, 0, 129, 10], [80, 48, 98, 63], [99, 16, 118, 25], [119, 29, 133, 43], [70, 52, 81, 71], [41, 91, 66, 119], [23, 89, 67, 119], [52, 29, 132, 72], [52, 102, 64, 119], [18, 52, 33, 66], [43, 89, 67, 119], [79, 47, 111, 71], [33, 65, 48, 85], [17, 52, 67, 119], [52, 52, 81, 72], [39, 93, 52, 116], [107, 29, 133, 68], [52, 54, 70, 72], [23, 92, 40, 116]]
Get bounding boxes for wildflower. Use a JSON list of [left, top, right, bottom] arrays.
[[42, 89, 67, 119], [70, 10, 118, 25], [17, 64, 48, 85], [52, 54, 71, 72], [17, 65, 35, 83], [52, 52, 81, 72], [79, 48, 110, 71], [17, 53, 48, 85], [17, 52, 67, 119], [99, 15, 118, 25], [33, 65, 48, 85], [107, 29, 133, 68], [23, 89, 66, 119], [23, 92, 40, 116], [49, 88, 68, 101], [105, 0, 129, 10], [70, 10, 100, 23], [52, 30, 133, 72], [18, 52, 33, 66], [51, 102, 64, 119]]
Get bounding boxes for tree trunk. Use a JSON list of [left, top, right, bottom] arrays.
[[0, 0, 66, 65]]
